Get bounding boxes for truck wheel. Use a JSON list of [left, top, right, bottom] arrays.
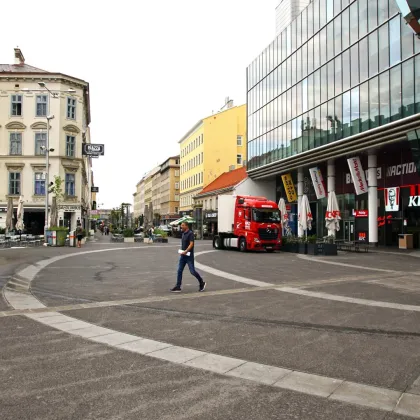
[[239, 238, 247, 252], [213, 236, 223, 249]]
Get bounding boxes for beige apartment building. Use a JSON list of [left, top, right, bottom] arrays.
[[0, 48, 92, 233], [133, 156, 180, 226]]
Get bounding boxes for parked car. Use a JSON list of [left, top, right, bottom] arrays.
[[158, 225, 172, 236]]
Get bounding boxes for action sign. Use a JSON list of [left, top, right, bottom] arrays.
[[281, 173, 297, 202], [82, 143, 105, 157], [309, 167, 327, 199], [91, 186, 99, 193], [347, 157, 368, 195]]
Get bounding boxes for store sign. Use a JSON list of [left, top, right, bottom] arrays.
[[205, 213, 217, 218], [91, 187, 99, 193], [309, 167, 327, 199], [347, 157, 368, 195], [354, 210, 368, 218], [281, 173, 297, 202], [409, 196, 420, 207], [82, 144, 105, 157], [58, 205, 81, 211], [384, 187, 400, 211], [358, 232, 367, 242]]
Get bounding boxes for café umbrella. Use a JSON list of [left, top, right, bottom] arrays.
[[15, 196, 25, 232], [5, 197, 14, 234], [325, 191, 341, 234], [278, 198, 291, 236], [298, 194, 313, 237]]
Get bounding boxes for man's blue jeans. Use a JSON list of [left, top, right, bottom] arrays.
[[176, 255, 203, 287]]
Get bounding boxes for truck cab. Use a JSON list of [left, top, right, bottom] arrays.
[[213, 195, 282, 252]]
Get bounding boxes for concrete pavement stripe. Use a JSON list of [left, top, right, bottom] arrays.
[[89, 332, 142, 346], [68, 325, 116, 337], [116, 338, 173, 354], [329, 381, 403, 411], [395, 393, 420, 417], [147, 346, 206, 364], [226, 362, 292, 385], [184, 353, 246, 374], [277, 287, 420, 312], [274, 371, 343, 398]]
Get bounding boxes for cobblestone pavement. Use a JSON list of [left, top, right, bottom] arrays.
[[1, 233, 420, 419]]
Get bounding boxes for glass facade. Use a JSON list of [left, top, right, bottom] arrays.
[[247, 0, 420, 171]]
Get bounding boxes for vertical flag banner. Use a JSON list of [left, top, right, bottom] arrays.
[[281, 173, 297, 202], [384, 187, 400, 211], [309, 167, 327, 199], [347, 157, 368, 195]]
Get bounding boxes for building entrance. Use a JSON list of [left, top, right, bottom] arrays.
[[343, 220, 355, 242]]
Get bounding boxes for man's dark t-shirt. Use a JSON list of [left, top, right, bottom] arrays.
[[181, 230, 195, 257]]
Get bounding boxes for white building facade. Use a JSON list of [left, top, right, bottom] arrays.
[[0, 48, 92, 233]]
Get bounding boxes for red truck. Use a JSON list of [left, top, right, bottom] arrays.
[[212, 195, 282, 252]]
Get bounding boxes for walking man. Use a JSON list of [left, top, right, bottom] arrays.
[[170, 222, 206, 293]]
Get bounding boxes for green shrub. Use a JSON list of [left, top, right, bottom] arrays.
[[123, 228, 134, 238], [49, 226, 69, 232], [153, 228, 168, 238], [0, 228, 6, 234]]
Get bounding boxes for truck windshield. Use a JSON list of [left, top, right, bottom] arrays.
[[252, 209, 280, 223]]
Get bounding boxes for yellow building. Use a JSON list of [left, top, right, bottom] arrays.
[[179, 100, 246, 214]]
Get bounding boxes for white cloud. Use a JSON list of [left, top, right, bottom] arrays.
[[0, 0, 277, 208]]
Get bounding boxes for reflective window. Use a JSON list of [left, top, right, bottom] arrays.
[[308, 74, 314, 110], [302, 43, 308, 78], [416, 55, 420, 113], [335, 95, 343, 140], [341, 8, 350, 51], [368, 31, 378, 77], [296, 15, 302, 49], [342, 0, 349, 7], [308, 38, 314, 75], [351, 87, 360, 135], [378, 0, 388, 24], [291, 20, 297, 52], [321, 103, 328, 145], [342, 50, 350, 92], [320, 28, 327, 66], [287, 25, 291, 57], [296, 82, 302, 115], [388, 0, 400, 16], [302, 78, 308, 112], [359, 38, 369, 83], [327, 22, 334, 61], [292, 52, 296, 86], [334, 0, 341, 16], [320, 65, 328, 103], [349, 2, 358, 45], [309, 109, 315, 149], [314, 106, 322, 147], [378, 23, 389, 72], [313, 0, 320, 33], [335, 55, 342, 96], [389, 16, 401, 66], [308, 1, 314, 39], [334, 16, 341, 57], [350, 44, 359, 87], [327, 0, 334, 22], [359, 0, 368, 38], [369, 76, 379, 129], [281, 32, 287, 63], [313, 33, 320, 70], [390, 65, 401, 122], [328, 99, 335, 142], [401, 17, 414, 60], [320, 0, 327, 27], [287, 57, 291, 89], [296, 48, 302, 82], [328, 60, 335, 100], [379, 71, 390, 125], [402, 59, 415, 118], [368, 0, 377, 32], [302, 8, 308, 44], [314, 70, 321, 107], [360, 81, 369, 132], [287, 89, 292, 121], [292, 85, 297, 118]]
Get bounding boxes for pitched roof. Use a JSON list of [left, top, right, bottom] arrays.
[[197, 167, 247, 196], [0, 63, 49, 73]]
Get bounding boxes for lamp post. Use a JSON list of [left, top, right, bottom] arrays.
[[44, 115, 55, 244]]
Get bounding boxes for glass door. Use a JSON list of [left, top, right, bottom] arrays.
[[344, 220, 355, 241]]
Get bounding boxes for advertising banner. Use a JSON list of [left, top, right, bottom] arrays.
[[347, 157, 368, 195], [309, 167, 327, 199], [384, 187, 400, 211], [281, 173, 297, 202]]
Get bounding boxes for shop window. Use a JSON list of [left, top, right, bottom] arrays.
[[415, 55, 420, 113]]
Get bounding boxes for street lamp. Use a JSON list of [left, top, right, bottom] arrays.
[[42, 114, 55, 244]]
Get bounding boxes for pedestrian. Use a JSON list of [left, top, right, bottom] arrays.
[[148, 225, 155, 243], [170, 222, 206, 293], [76, 224, 83, 248]]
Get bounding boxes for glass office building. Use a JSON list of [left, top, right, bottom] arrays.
[[247, 0, 420, 246]]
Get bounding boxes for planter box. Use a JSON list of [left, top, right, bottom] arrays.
[[56, 230, 68, 247], [298, 243, 307, 254], [306, 243, 319, 255], [124, 237, 135, 243], [281, 243, 299, 253], [318, 243, 338, 256]]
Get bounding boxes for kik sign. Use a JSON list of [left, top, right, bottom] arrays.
[[409, 196, 420, 207]]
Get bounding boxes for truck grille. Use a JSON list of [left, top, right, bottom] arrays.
[[259, 228, 277, 241]]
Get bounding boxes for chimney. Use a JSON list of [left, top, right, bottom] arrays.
[[14, 48, 25, 65]]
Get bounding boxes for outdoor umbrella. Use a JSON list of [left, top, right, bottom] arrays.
[[5, 197, 14, 234], [278, 198, 291, 236], [15, 196, 25, 232], [50, 196, 58, 228], [298, 194, 313, 236], [325, 191, 341, 234]]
